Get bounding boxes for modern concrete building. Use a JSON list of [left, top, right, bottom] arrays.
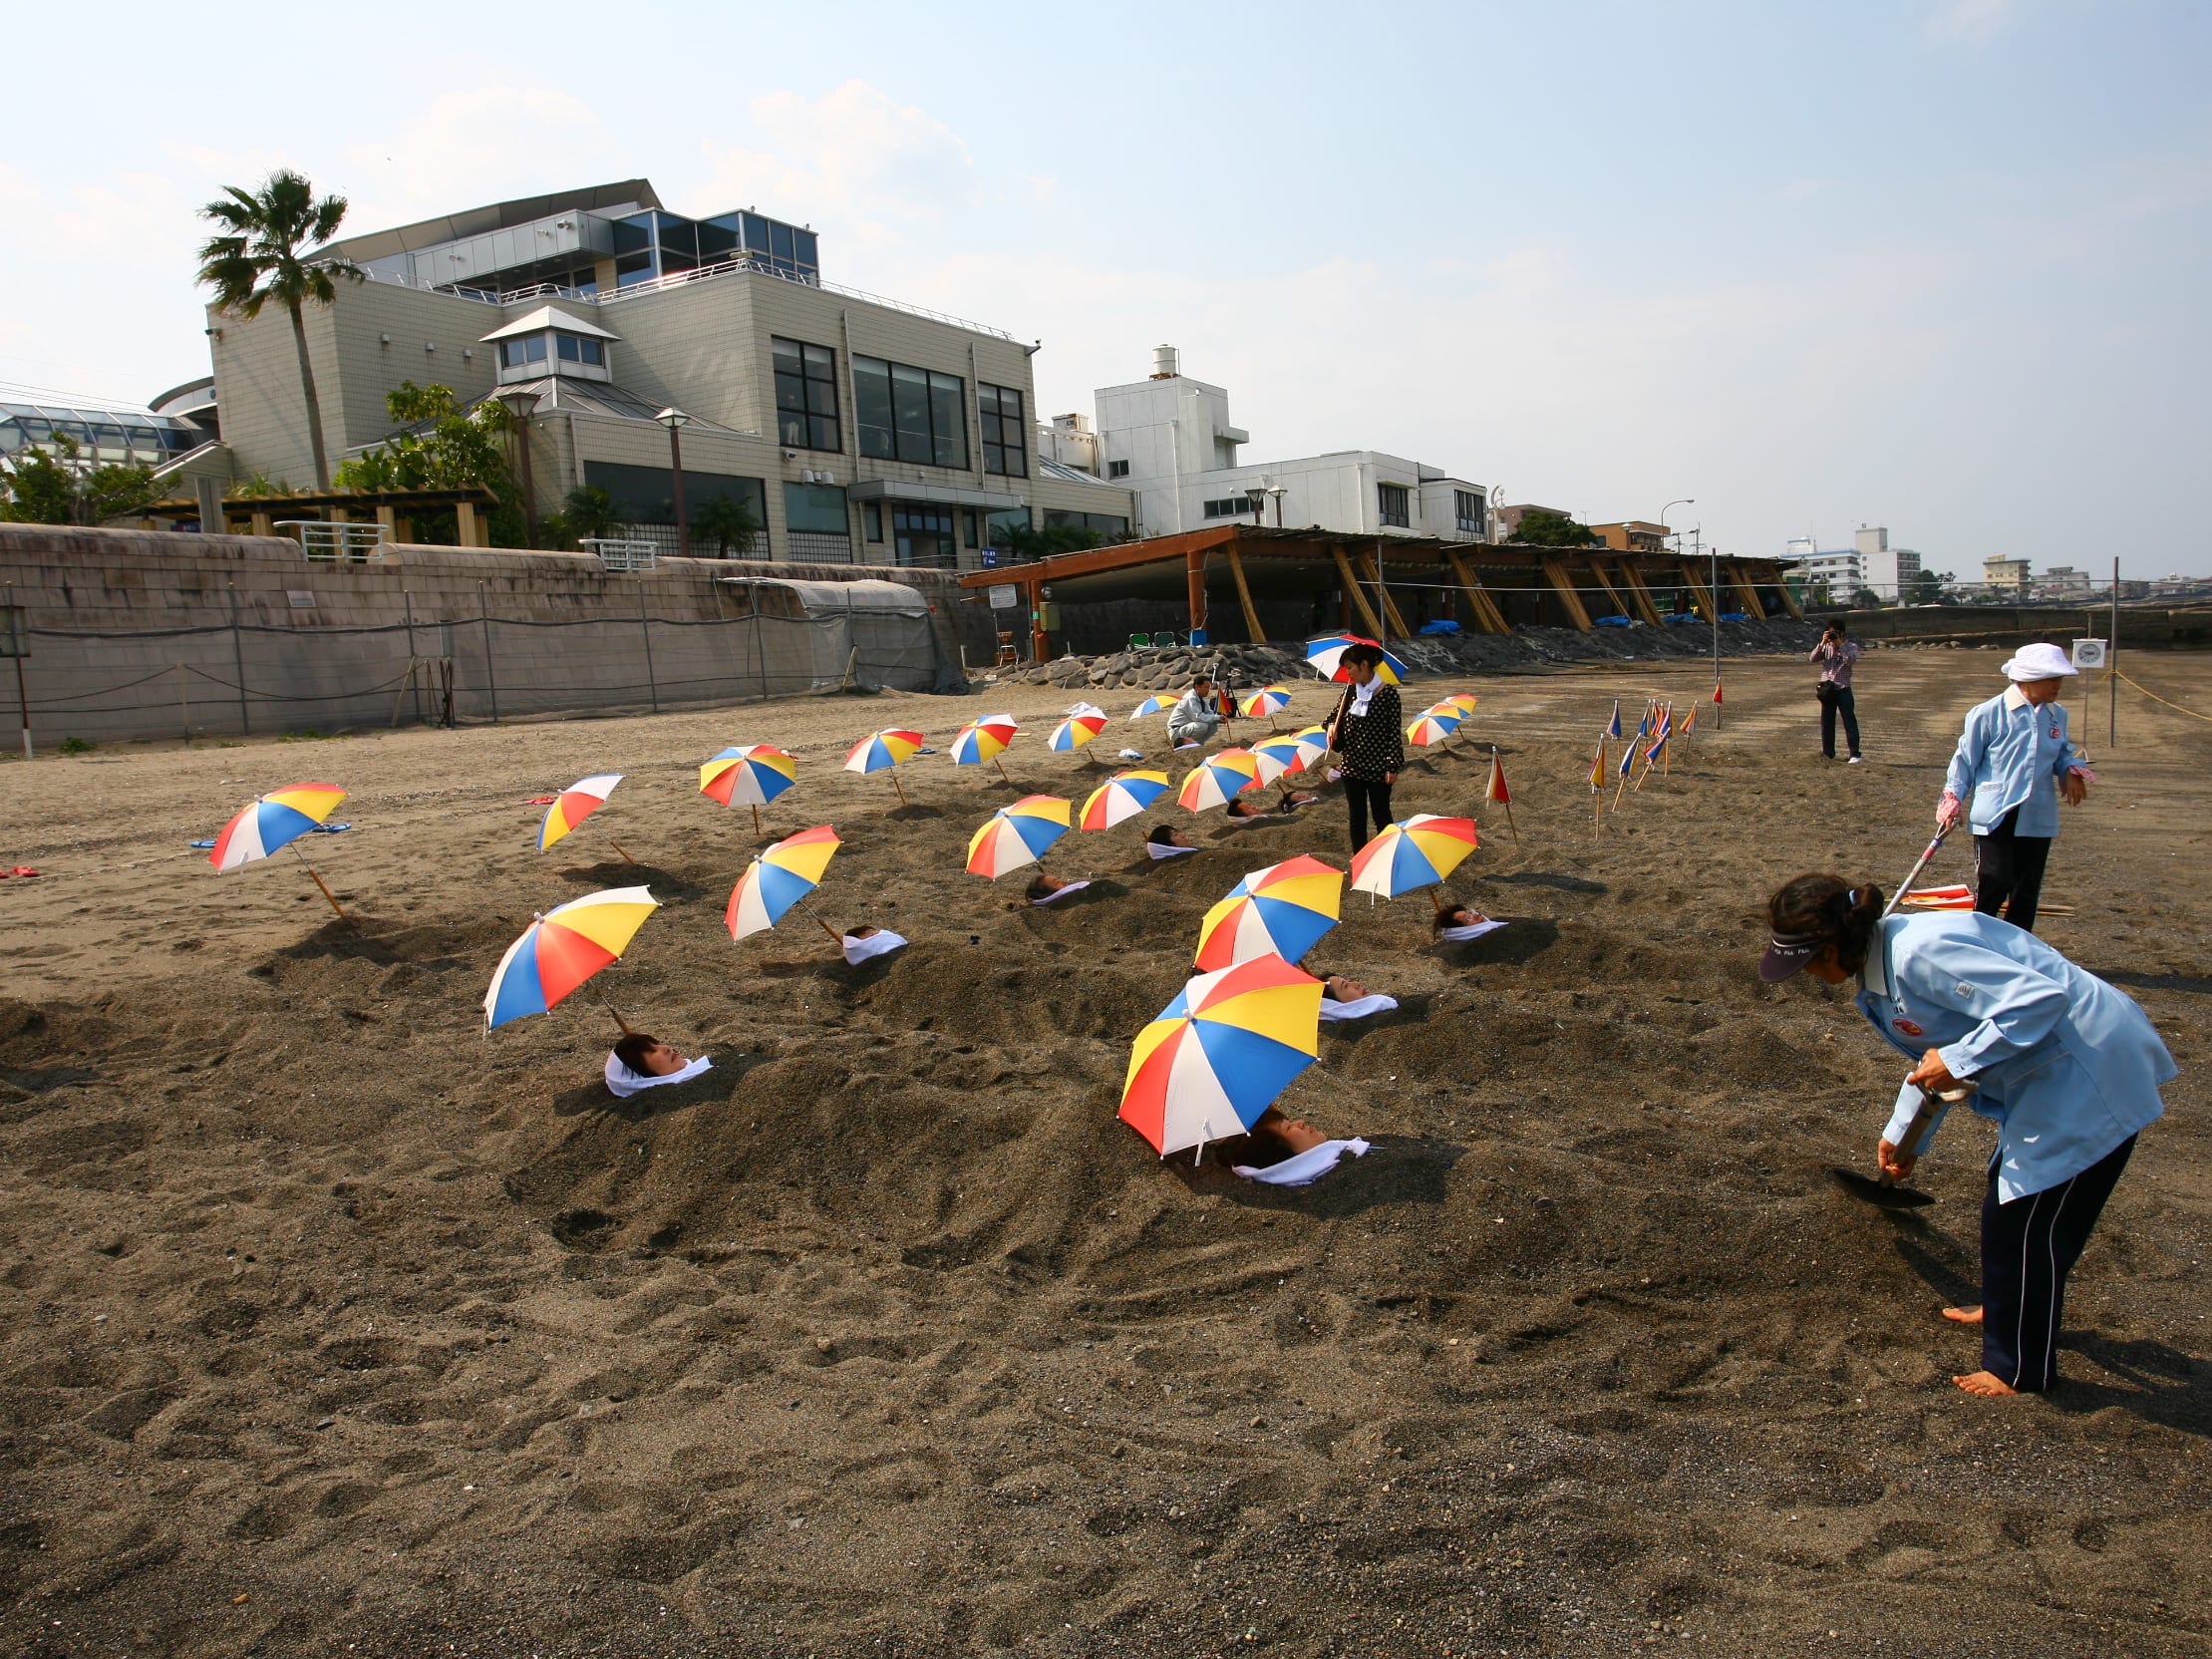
[[1590, 519, 1667, 553], [1782, 536, 1863, 597], [1491, 503, 1573, 541], [187, 178, 1133, 565], [1854, 525, 1921, 598], [1063, 347, 1490, 547], [1983, 553, 2033, 595]]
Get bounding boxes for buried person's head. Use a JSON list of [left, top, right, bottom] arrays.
[[1148, 823, 1193, 849], [1231, 1107, 1331, 1168], [1432, 903, 1491, 934], [1760, 873, 1885, 985], [612, 1032, 687, 1077]]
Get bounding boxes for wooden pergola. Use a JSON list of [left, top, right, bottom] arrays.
[[959, 524, 1799, 659]]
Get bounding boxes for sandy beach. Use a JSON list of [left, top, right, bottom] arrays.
[[2, 647, 2207, 1658]]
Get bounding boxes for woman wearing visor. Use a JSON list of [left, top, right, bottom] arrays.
[[1759, 873, 2172, 1396]]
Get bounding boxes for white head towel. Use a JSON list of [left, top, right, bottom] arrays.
[[604, 1052, 714, 1100], [1319, 993, 1399, 1022], [1234, 1137, 1372, 1186], [1030, 880, 1093, 905], [1437, 919, 1506, 943], [1146, 840, 1198, 860], [841, 928, 908, 965]]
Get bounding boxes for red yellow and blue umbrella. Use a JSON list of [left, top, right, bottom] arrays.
[[1250, 734, 1309, 785], [844, 729, 926, 805], [1177, 748, 1263, 813], [1239, 685, 1291, 720], [1079, 770, 1170, 830], [1305, 634, 1408, 685], [967, 795, 1072, 877], [700, 745, 796, 834], [207, 781, 350, 915], [1193, 854, 1343, 972], [1130, 695, 1173, 720], [1350, 814, 1479, 906], [1119, 955, 1324, 1159], [951, 714, 1021, 782], [484, 885, 660, 1031], [539, 774, 625, 855], [1407, 710, 1461, 748], [727, 825, 843, 944], [1049, 706, 1108, 754]]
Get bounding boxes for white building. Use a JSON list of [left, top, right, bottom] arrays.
[[1062, 347, 1489, 544], [1855, 525, 1921, 598], [1784, 537, 1862, 595]]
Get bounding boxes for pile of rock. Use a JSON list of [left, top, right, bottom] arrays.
[[991, 641, 1310, 692]]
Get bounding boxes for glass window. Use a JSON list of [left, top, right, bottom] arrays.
[[863, 502, 883, 542], [891, 505, 956, 568], [772, 337, 840, 452], [986, 507, 1030, 544], [743, 213, 772, 255], [578, 337, 603, 366], [891, 363, 932, 462], [612, 216, 651, 255], [928, 372, 966, 469], [1107, 459, 1129, 479], [556, 334, 581, 362], [1046, 510, 1129, 537], [1203, 497, 1257, 519], [783, 481, 849, 533], [1454, 489, 1484, 534], [962, 509, 979, 548], [792, 229, 818, 273], [615, 250, 656, 286], [853, 356, 963, 468], [582, 461, 766, 529], [980, 382, 1027, 477], [771, 221, 794, 266], [853, 356, 895, 460], [698, 216, 740, 261], [1378, 482, 1410, 528]]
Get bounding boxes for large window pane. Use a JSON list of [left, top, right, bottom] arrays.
[[980, 381, 1025, 477], [772, 336, 840, 453], [783, 481, 849, 533], [891, 363, 933, 464], [853, 357, 895, 459], [928, 372, 966, 469]]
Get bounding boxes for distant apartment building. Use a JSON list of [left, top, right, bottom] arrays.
[[1855, 525, 1921, 597], [1491, 502, 1572, 541], [1983, 554, 2033, 596], [2036, 565, 2094, 600], [1589, 520, 1667, 553], [1783, 537, 1863, 595], [189, 178, 1131, 565], [1055, 347, 1489, 544]]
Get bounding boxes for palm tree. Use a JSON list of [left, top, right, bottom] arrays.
[[196, 171, 364, 491], [562, 485, 620, 543], [690, 494, 761, 557]]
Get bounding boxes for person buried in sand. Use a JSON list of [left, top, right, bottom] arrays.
[[1026, 871, 1094, 905], [1760, 872, 2172, 1397], [1147, 823, 1198, 857], [1224, 787, 1321, 822], [1226, 1107, 1371, 1186], [604, 1032, 713, 1098], [1167, 675, 1226, 749]]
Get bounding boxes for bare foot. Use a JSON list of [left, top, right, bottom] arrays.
[[1953, 1370, 2020, 1397], [1942, 1305, 1985, 1325]]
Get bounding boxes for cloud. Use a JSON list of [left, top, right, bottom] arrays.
[[1926, 0, 2018, 44]]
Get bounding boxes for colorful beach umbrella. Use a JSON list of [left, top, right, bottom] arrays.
[[1444, 693, 1479, 715], [1130, 695, 1173, 719], [1049, 705, 1109, 753], [1250, 733, 1311, 785], [966, 795, 1073, 878], [1177, 748, 1263, 813], [700, 745, 796, 834], [951, 714, 1021, 784], [1239, 685, 1291, 720], [1193, 854, 1344, 972], [484, 885, 659, 1031], [845, 729, 925, 805], [1289, 724, 1331, 765], [1350, 814, 1479, 903], [1119, 955, 1325, 1159], [1305, 634, 1408, 685], [1079, 770, 1170, 830], [1406, 711, 1461, 748], [726, 825, 843, 943], [539, 774, 624, 853], [207, 781, 350, 916]]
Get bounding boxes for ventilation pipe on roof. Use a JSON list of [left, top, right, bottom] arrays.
[[1151, 345, 1179, 380]]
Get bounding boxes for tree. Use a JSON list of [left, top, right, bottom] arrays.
[[0, 437, 161, 526], [1508, 509, 1596, 547], [992, 520, 1106, 561], [691, 494, 761, 556], [1849, 585, 1882, 611], [562, 485, 619, 543], [196, 170, 364, 491], [1905, 568, 1956, 605], [334, 382, 513, 495]]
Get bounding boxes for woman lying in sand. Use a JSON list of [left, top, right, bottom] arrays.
[[604, 1033, 713, 1098], [1227, 1107, 1371, 1186], [840, 924, 907, 964], [1314, 973, 1399, 1022], [1223, 788, 1321, 823], [1147, 824, 1198, 858], [1433, 903, 1505, 943], [1026, 872, 1094, 905]]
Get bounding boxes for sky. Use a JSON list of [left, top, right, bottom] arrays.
[[4, 0, 2208, 577]]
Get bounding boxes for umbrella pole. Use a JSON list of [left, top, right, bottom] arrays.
[[289, 844, 346, 917], [799, 898, 842, 949], [994, 757, 1011, 785], [592, 983, 634, 1036], [892, 772, 909, 807], [610, 839, 639, 864], [751, 804, 763, 836], [1429, 885, 1446, 914]]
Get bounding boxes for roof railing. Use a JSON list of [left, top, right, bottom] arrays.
[[584, 537, 658, 573], [279, 520, 390, 563]]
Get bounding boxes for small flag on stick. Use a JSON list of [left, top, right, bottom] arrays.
[[1485, 746, 1518, 844], [1612, 729, 1636, 812], [1605, 700, 1622, 741], [1588, 739, 1606, 840], [1712, 679, 1724, 727]]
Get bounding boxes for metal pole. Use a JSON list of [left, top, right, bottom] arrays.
[[515, 413, 538, 547], [4, 584, 26, 762], [2109, 555, 2119, 750], [638, 582, 660, 714], [1373, 538, 1387, 651], [177, 661, 190, 745], [669, 424, 689, 560], [478, 581, 499, 724], [1709, 531, 1720, 688], [227, 583, 250, 736], [404, 590, 422, 727]]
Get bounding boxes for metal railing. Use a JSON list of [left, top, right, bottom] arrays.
[[584, 538, 658, 572], [278, 520, 389, 562]]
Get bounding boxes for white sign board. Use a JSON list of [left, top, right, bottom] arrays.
[[987, 584, 1019, 610], [2070, 638, 2107, 669]]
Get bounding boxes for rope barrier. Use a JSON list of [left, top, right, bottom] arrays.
[[2113, 670, 2212, 725]]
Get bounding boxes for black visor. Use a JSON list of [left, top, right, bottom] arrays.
[[1759, 930, 1825, 983]]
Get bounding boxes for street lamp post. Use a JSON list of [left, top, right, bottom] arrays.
[[655, 407, 693, 559], [495, 389, 542, 546], [1267, 485, 1287, 527], [1246, 485, 1267, 527]]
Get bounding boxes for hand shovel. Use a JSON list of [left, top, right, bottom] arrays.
[[1831, 1082, 1975, 1209]]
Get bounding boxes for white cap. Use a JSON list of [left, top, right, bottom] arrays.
[[2003, 641, 2078, 681]]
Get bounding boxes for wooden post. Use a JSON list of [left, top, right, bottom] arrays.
[[1443, 549, 1510, 635], [1539, 557, 1594, 631], [1185, 550, 1208, 641], [1330, 546, 1387, 638], [1586, 559, 1629, 620], [1678, 560, 1718, 621], [1225, 545, 1265, 644], [1770, 574, 1804, 620], [456, 499, 483, 548], [374, 504, 399, 544], [1616, 557, 1667, 627], [1358, 550, 1413, 639], [1727, 562, 1767, 619]]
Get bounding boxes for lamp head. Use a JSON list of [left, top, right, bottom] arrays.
[[655, 407, 692, 430]]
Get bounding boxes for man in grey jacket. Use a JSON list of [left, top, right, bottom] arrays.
[[1167, 675, 1225, 749]]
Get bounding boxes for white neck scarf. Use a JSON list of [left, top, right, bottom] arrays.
[[1147, 840, 1198, 860], [1437, 919, 1505, 943], [1350, 680, 1378, 717], [1234, 1137, 1371, 1186], [1031, 879, 1092, 905], [1319, 993, 1398, 1022], [841, 929, 907, 965], [604, 1053, 713, 1099]]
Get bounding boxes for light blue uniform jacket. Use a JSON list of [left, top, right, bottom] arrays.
[[1858, 912, 2172, 1202], [1944, 684, 2081, 837]]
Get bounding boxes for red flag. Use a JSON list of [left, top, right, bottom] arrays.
[[1712, 680, 1725, 705], [1486, 749, 1510, 804]]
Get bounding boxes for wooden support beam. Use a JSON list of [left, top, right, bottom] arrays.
[[1359, 550, 1415, 640], [1331, 545, 1387, 638], [1769, 573, 1804, 620], [1726, 561, 1767, 620], [1586, 558, 1629, 620], [1539, 556, 1594, 631], [1185, 551, 1207, 640], [1678, 560, 1718, 621], [1225, 545, 1266, 643], [1443, 548, 1512, 634], [1615, 557, 1667, 626], [1028, 576, 1049, 662]]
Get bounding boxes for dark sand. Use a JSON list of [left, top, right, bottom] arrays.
[[1, 649, 2207, 1657]]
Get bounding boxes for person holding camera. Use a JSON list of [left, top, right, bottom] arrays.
[[1810, 619, 1863, 763]]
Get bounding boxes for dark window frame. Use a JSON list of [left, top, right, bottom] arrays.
[[852, 354, 967, 470], [1106, 458, 1129, 479], [1378, 482, 1411, 528], [772, 336, 842, 453], [979, 381, 1028, 478], [1453, 489, 1483, 534]]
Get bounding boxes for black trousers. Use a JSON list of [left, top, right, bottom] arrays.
[[1345, 778, 1394, 850], [1980, 1135, 2135, 1391], [1817, 683, 1860, 759], [1974, 808, 2053, 932]]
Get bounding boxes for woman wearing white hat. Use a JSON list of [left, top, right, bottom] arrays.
[[1935, 642, 2093, 933]]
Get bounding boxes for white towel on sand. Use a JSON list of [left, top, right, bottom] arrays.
[[1235, 1138, 1372, 1186], [603, 1054, 713, 1099], [841, 929, 908, 965], [1320, 993, 1398, 1022], [1437, 920, 1506, 943], [1146, 841, 1198, 860], [1030, 880, 1092, 905]]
